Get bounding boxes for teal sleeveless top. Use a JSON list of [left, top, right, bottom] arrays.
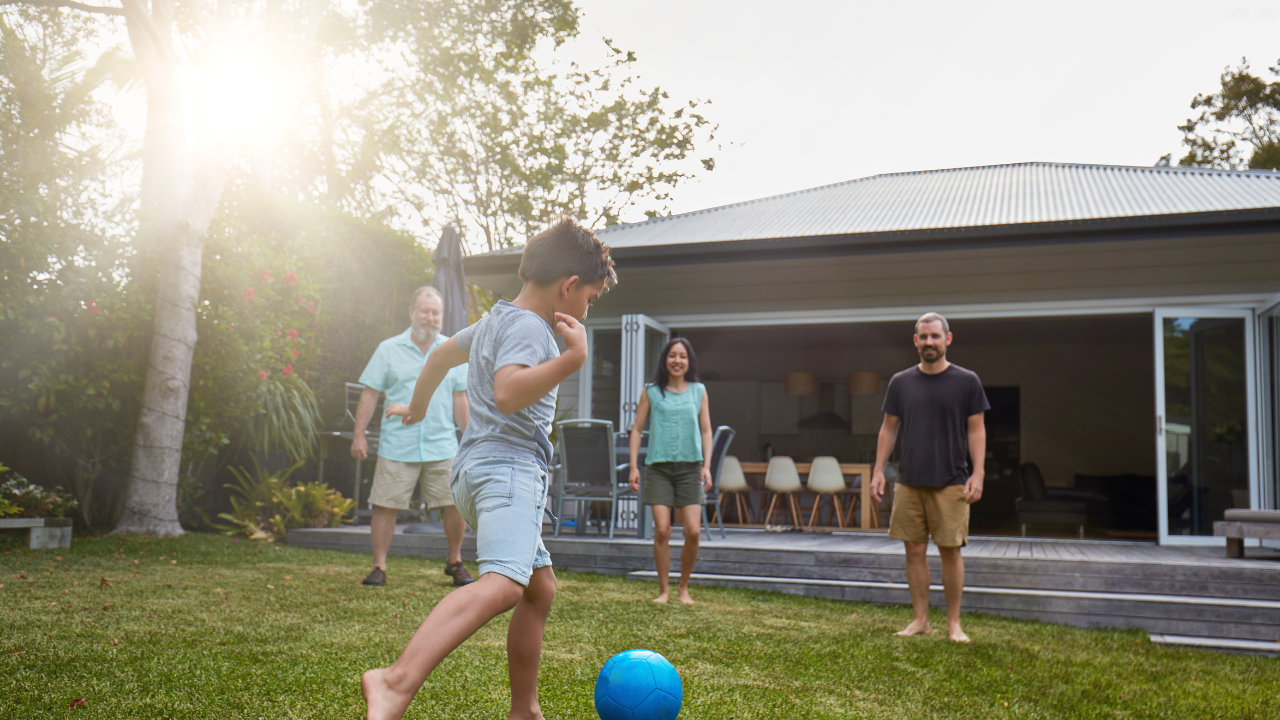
[[645, 382, 705, 464]]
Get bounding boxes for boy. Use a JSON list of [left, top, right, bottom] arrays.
[[362, 218, 616, 720]]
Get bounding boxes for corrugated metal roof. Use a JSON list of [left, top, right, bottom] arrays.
[[594, 162, 1280, 248]]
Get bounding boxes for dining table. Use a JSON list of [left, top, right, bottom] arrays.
[[737, 462, 879, 529]]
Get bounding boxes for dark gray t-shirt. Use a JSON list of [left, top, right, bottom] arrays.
[[453, 301, 561, 472], [882, 364, 990, 488]]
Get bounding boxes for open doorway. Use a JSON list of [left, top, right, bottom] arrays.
[[646, 314, 1160, 539]]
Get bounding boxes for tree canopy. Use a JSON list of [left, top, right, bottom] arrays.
[[1160, 58, 1280, 171]]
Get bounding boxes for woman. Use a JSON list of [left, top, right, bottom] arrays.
[[629, 337, 713, 605]]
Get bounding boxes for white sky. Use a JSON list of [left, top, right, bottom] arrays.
[[558, 0, 1280, 218]]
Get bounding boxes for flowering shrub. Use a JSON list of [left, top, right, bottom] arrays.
[[0, 464, 79, 519]]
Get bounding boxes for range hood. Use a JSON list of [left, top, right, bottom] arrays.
[[797, 383, 848, 430]]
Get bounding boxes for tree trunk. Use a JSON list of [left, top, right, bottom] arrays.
[[112, 1, 227, 535]]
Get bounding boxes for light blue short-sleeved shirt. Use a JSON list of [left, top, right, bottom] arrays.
[[358, 328, 467, 463], [452, 301, 561, 472]]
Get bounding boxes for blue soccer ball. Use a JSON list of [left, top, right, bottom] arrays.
[[594, 649, 683, 720]]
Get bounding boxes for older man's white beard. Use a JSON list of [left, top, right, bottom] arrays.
[[411, 325, 440, 344]]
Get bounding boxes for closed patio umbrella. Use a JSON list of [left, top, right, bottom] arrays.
[[432, 225, 469, 336], [404, 225, 469, 535]]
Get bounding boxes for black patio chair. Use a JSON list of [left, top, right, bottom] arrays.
[[613, 430, 649, 536], [553, 419, 630, 538], [701, 425, 736, 539], [1015, 461, 1096, 538]]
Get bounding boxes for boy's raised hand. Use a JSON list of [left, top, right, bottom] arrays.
[[553, 312, 586, 355]]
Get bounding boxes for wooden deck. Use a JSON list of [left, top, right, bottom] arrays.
[[287, 525, 1280, 644]]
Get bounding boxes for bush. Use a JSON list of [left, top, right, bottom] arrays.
[[0, 463, 79, 519], [214, 458, 354, 542]]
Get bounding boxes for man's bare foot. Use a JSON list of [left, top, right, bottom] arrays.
[[362, 667, 413, 720], [507, 708, 546, 720], [677, 587, 694, 605], [894, 619, 933, 637], [947, 625, 971, 643], [652, 591, 670, 604]]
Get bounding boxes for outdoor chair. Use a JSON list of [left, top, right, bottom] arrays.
[[553, 419, 629, 538], [762, 457, 803, 527], [313, 382, 383, 517], [717, 456, 753, 526], [1015, 461, 1095, 538], [700, 425, 736, 539], [612, 430, 648, 536], [806, 456, 847, 528]]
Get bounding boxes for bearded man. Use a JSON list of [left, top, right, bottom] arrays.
[[351, 286, 474, 587], [870, 312, 989, 642]]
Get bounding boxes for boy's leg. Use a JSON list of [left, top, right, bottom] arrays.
[[506, 566, 557, 720], [676, 504, 702, 605], [650, 505, 672, 603], [363, 572, 525, 720]]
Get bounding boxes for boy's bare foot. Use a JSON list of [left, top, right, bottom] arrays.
[[362, 667, 413, 720], [507, 710, 546, 720], [894, 620, 933, 637], [652, 591, 670, 604], [677, 587, 694, 605], [947, 625, 971, 643]]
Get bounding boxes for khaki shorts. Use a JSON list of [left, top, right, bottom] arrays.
[[368, 457, 454, 510], [888, 483, 969, 547], [642, 462, 705, 508]]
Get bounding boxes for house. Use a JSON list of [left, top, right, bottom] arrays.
[[465, 162, 1280, 547]]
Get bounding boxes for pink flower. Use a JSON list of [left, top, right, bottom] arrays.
[[273, 327, 281, 335], [306, 301, 315, 314], [258, 269, 272, 282], [296, 296, 306, 305], [243, 288, 255, 302], [286, 329, 299, 341], [282, 363, 293, 377], [259, 370, 268, 380], [284, 271, 299, 285], [85, 301, 101, 316], [291, 349, 299, 357]]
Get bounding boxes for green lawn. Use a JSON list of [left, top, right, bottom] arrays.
[[1, 533, 1275, 719]]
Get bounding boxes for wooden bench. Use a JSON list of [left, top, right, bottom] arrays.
[[0, 517, 73, 549], [1213, 509, 1280, 557]]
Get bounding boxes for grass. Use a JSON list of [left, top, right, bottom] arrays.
[[1, 533, 1276, 719]]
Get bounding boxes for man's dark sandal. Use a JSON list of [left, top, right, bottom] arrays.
[[362, 567, 386, 586], [444, 561, 475, 586]]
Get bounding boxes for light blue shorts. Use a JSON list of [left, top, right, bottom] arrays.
[[451, 457, 552, 587]]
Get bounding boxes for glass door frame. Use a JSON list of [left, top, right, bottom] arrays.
[[1153, 307, 1259, 546], [1256, 293, 1280, 513], [620, 314, 671, 432]]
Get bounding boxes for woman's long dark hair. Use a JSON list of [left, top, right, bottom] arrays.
[[648, 337, 699, 397]]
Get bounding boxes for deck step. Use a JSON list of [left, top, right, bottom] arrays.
[[1148, 633, 1280, 656], [626, 570, 1280, 643]]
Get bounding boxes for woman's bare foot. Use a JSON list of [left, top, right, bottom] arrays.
[[893, 619, 933, 637], [677, 587, 694, 605], [652, 591, 670, 604], [947, 624, 971, 643], [362, 667, 413, 720]]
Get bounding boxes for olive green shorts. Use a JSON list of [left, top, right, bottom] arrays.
[[642, 462, 705, 508]]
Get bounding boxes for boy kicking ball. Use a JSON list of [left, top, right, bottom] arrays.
[[363, 218, 616, 720]]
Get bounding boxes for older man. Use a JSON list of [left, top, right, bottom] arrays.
[[352, 286, 473, 587]]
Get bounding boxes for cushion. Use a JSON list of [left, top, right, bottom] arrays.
[[1223, 509, 1280, 524]]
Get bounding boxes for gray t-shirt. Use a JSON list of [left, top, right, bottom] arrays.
[[453, 300, 561, 472]]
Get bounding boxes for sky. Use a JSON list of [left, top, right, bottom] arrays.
[[554, 0, 1280, 219]]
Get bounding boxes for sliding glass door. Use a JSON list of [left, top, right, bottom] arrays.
[[1154, 308, 1258, 544]]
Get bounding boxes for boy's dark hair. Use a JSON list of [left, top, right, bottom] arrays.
[[518, 217, 617, 291]]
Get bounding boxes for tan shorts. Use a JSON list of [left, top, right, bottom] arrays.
[[888, 483, 969, 547], [368, 457, 454, 510]]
